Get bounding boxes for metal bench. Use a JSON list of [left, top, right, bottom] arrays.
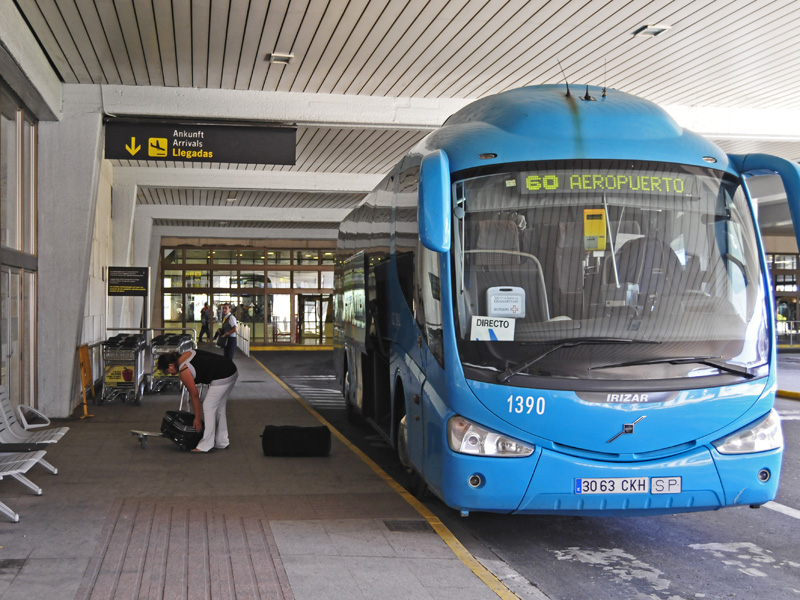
[[0, 451, 48, 522], [0, 389, 68, 475]]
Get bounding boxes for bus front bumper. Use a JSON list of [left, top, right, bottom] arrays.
[[436, 445, 782, 516]]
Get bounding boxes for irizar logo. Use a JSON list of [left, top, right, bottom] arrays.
[[606, 393, 649, 403]]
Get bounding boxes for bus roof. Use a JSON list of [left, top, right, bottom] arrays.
[[415, 85, 730, 175]]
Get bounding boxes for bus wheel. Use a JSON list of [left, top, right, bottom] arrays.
[[343, 367, 360, 425], [398, 414, 428, 500]]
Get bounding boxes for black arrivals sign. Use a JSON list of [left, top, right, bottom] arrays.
[[104, 119, 296, 165], [107, 267, 149, 297]]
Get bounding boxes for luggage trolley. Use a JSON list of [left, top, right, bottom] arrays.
[[149, 333, 193, 393], [100, 333, 147, 404]]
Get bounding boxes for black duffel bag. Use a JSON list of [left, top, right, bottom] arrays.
[[261, 425, 331, 457]]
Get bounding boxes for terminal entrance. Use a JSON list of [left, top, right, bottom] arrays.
[[298, 294, 332, 345], [159, 244, 334, 346]]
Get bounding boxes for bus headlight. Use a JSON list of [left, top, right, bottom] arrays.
[[447, 415, 534, 457], [712, 410, 783, 455]]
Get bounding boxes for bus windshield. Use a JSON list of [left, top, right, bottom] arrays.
[[452, 159, 768, 386]]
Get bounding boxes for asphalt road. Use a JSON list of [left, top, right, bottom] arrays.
[[253, 350, 800, 600]]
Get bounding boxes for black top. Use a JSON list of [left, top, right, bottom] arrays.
[[181, 349, 237, 384]]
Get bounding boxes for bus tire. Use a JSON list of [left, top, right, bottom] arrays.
[[343, 366, 361, 425], [398, 413, 428, 500]]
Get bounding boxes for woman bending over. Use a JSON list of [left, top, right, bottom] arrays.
[[157, 349, 238, 452]]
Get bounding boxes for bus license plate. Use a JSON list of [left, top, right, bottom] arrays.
[[575, 477, 682, 494]]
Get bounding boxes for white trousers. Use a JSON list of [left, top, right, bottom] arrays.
[[196, 372, 238, 452]]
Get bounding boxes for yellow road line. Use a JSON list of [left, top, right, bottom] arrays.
[[249, 345, 333, 352], [252, 356, 520, 600]]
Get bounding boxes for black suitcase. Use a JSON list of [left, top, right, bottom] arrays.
[[161, 410, 204, 451], [261, 425, 331, 457]]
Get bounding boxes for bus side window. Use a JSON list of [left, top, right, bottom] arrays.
[[396, 166, 420, 316], [416, 243, 444, 366], [396, 252, 415, 314]]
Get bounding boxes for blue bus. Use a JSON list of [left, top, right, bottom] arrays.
[[334, 84, 797, 516]]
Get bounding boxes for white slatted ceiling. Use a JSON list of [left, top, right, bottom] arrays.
[[14, 0, 800, 224], [139, 188, 363, 209], [152, 218, 340, 229], [19, 0, 800, 106]]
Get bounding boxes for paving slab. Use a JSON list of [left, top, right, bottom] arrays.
[[0, 350, 502, 600]]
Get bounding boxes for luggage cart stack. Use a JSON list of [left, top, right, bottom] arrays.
[[100, 333, 147, 404], [149, 333, 194, 393]]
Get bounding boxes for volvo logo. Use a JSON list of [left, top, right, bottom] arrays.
[[607, 416, 646, 443]]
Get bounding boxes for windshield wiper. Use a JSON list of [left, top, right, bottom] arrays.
[[497, 338, 656, 383], [590, 355, 756, 378]]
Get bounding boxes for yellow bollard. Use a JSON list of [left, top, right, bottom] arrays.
[[78, 345, 95, 419]]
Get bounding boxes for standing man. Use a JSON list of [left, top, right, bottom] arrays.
[[219, 303, 238, 360], [198, 302, 212, 342]]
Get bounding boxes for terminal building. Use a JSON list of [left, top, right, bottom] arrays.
[[0, 0, 799, 421]]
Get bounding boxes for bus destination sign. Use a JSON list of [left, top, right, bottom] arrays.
[[520, 169, 698, 197], [105, 118, 296, 165]]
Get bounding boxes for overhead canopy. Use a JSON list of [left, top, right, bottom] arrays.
[[4, 0, 800, 238]]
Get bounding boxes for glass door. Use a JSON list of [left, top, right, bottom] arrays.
[[268, 293, 293, 343], [1, 267, 20, 403], [298, 295, 321, 344], [296, 294, 333, 345]]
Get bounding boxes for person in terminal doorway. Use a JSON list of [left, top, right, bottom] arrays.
[[198, 302, 212, 342], [218, 303, 238, 360], [157, 349, 238, 453]]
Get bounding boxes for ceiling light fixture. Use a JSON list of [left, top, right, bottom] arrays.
[[226, 197, 236, 202], [266, 52, 294, 65], [633, 24, 671, 37]]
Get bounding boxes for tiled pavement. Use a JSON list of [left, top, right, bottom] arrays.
[[0, 352, 501, 600]]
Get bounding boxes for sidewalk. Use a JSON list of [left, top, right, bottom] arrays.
[[0, 352, 504, 600], [778, 354, 800, 399]]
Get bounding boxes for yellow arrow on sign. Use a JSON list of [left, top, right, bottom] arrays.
[[125, 137, 141, 156]]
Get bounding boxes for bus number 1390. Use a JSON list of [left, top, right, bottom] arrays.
[[507, 395, 545, 415]]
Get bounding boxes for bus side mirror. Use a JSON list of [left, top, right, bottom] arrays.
[[419, 150, 451, 253], [729, 153, 800, 252]]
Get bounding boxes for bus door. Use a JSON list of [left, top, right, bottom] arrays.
[[408, 245, 446, 475]]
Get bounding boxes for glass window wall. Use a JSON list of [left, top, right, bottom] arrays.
[[23, 117, 35, 255], [163, 270, 182, 288], [185, 249, 210, 264], [240, 270, 264, 288], [294, 250, 318, 265], [267, 250, 291, 265], [293, 271, 318, 288], [1, 91, 19, 250], [163, 248, 182, 264], [185, 270, 210, 287], [212, 270, 237, 288], [0, 84, 37, 409], [213, 249, 237, 264], [268, 271, 291, 288], [160, 246, 334, 344], [240, 250, 264, 265], [768, 252, 800, 344]]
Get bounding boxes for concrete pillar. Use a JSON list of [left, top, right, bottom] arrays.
[[147, 232, 163, 329], [109, 182, 138, 330], [37, 85, 104, 417], [132, 213, 157, 329]]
